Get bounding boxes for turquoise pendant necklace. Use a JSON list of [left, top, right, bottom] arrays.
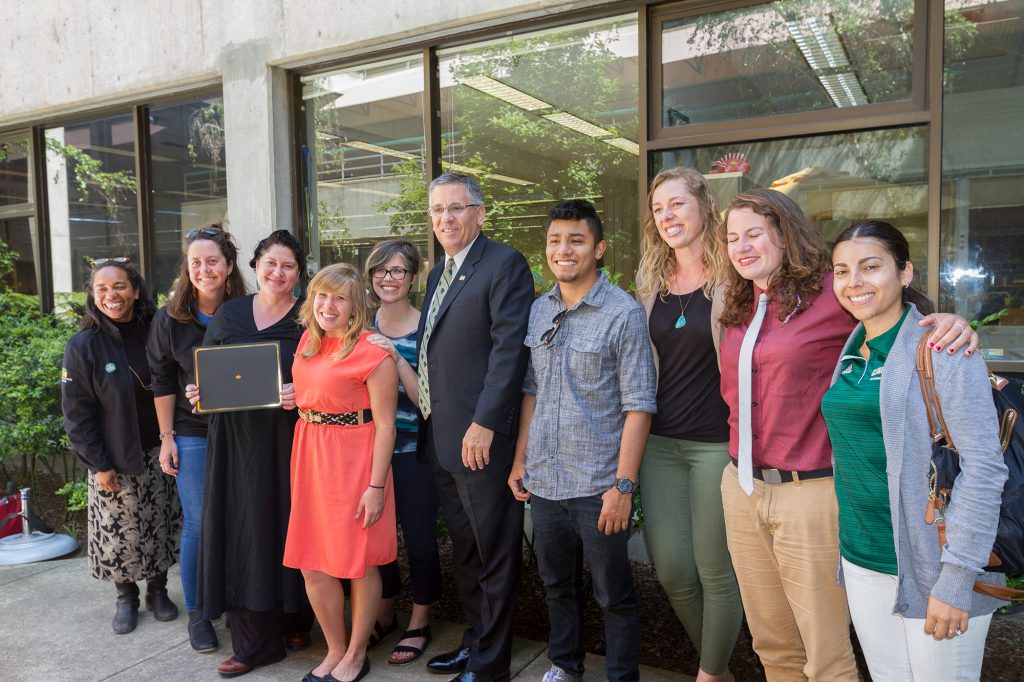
[[675, 289, 697, 328], [673, 273, 704, 329]]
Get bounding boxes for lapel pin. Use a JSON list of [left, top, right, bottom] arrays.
[[459, 275, 466, 281]]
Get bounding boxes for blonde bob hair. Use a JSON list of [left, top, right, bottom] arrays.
[[297, 263, 370, 360], [635, 167, 724, 302]]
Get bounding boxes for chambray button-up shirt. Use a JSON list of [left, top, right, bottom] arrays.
[[522, 272, 657, 501]]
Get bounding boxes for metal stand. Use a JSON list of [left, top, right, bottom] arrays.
[[0, 488, 78, 566]]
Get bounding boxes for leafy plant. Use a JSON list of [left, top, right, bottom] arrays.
[[188, 101, 226, 168], [56, 479, 88, 512], [970, 309, 1008, 331], [44, 137, 137, 220]]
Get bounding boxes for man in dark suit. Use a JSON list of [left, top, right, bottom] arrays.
[[417, 172, 534, 682]]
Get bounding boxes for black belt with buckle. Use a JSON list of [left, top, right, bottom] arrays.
[[751, 465, 833, 484], [298, 408, 372, 426]]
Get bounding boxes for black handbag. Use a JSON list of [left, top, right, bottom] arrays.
[[916, 333, 1024, 601]]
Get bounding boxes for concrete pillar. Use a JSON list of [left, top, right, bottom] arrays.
[[220, 39, 295, 290]]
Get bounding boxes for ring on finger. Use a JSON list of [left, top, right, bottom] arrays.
[[954, 323, 965, 333]]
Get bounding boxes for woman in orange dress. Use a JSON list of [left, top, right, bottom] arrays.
[[283, 263, 399, 682]]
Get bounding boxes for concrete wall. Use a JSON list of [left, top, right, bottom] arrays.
[[1, 0, 613, 281]]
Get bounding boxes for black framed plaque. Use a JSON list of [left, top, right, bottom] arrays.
[[193, 342, 282, 413]]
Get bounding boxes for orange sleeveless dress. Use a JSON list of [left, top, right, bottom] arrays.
[[283, 332, 397, 578]]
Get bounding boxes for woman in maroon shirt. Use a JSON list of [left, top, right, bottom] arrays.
[[714, 188, 976, 681]]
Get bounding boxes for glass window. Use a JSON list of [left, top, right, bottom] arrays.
[[654, 126, 930, 283], [0, 136, 31, 206], [439, 14, 639, 287], [46, 113, 138, 303], [148, 96, 228, 297], [659, 0, 915, 128], [301, 55, 429, 298], [940, 0, 1024, 362], [0, 217, 38, 295]]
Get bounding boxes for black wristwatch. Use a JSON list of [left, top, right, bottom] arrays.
[[615, 477, 637, 494]]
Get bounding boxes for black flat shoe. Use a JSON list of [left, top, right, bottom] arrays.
[[301, 671, 323, 682], [388, 625, 433, 666], [427, 646, 471, 675], [323, 658, 370, 682]]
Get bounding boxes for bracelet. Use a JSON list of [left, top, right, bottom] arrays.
[[158, 430, 176, 440], [367, 483, 385, 489]]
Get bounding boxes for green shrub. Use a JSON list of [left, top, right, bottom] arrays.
[[0, 297, 76, 489], [56, 478, 88, 512]]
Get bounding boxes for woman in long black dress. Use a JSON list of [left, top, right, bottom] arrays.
[[188, 230, 313, 678], [61, 259, 181, 635]]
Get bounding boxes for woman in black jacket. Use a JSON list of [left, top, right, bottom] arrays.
[[61, 258, 182, 635], [148, 224, 246, 652]]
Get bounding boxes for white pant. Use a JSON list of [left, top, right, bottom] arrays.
[[841, 557, 991, 681]]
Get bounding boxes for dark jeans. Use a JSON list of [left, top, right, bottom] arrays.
[[379, 449, 442, 605], [531, 494, 640, 682]]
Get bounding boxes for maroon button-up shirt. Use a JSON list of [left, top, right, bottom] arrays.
[[720, 272, 856, 472]]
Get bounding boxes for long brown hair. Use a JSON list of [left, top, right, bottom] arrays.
[[636, 167, 723, 302], [166, 223, 247, 323], [717, 189, 830, 327], [297, 263, 369, 360]]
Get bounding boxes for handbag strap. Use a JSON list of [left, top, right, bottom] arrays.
[[915, 332, 957, 452]]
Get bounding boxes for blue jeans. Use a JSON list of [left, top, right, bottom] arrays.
[[531, 494, 640, 682], [174, 435, 208, 612]]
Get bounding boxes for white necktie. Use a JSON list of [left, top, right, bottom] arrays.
[[738, 293, 768, 496]]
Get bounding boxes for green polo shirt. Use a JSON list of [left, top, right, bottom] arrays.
[[822, 306, 909, 575]]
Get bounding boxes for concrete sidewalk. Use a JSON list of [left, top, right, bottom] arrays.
[[1, 556, 690, 681]]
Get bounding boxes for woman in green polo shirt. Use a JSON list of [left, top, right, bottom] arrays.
[[822, 220, 1007, 681]]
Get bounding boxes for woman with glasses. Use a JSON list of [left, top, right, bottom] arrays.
[[283, 263, 399, 682], [362, 239, 442, 666], [185, 230, 314, 678], [635, 168, 742, 682], [147, 223, 247, 652], [61, 258, 182, 635]]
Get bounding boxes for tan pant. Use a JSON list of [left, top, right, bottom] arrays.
[[721, 463, 858, 681]]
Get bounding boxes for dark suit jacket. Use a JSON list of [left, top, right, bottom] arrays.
[[417, 234, 534, 472]]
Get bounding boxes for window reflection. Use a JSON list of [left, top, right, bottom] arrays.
[[0, 137, 31, 206], [655, 127, 930, 285], [46, 113, 139, 302], [940, 0, 1024, 362], [301, 55, 428, 295], [439, 14, 639, 287], [660, 0, 915, 127], [0, 217, 38, 295], [149, 96, 228, 297]]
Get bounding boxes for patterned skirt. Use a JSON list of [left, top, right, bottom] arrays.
[[87, 446, 182, 583]]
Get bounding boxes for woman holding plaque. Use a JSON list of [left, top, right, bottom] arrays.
[[187, 230, 313, 678], [283, 263, 398, 682], [148, 223, 246, 653], [61, 258, 181, 636]]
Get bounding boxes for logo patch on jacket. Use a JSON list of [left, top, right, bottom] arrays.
[[105, 363, 117, 374], [870, 367, 883, 381], [60, 367, 72, 383]]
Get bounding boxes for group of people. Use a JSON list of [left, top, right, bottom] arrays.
[[60, 169, 1008, 682]]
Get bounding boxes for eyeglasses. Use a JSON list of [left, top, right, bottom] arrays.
[[91, 256, 131, 269], [371, 267, 409, 281], [540, 309, 568, 345], [428, 203, 482, 218], [185, 226, 224, 240]]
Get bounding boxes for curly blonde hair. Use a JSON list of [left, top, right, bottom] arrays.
[[635, 167, 724, 302], [716, 189, 829, 328], [297, 263, 369, 360]]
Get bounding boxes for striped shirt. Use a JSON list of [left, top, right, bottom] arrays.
[[372, 315, 418, 454]]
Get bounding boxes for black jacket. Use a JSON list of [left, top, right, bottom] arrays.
[[61, 318, 151, 475], [147, 307, 208, 437]]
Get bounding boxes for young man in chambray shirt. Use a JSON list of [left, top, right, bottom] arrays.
[[508, 199, 656, 682]]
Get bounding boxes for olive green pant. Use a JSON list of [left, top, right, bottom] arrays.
[[638, 434, 742, 675]]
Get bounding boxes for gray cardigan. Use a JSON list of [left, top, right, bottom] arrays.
[[829, 305, 1008, 618]]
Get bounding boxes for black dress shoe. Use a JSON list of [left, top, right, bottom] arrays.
[[449, 673, 504, 682], [427, 646, 472, 675]]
